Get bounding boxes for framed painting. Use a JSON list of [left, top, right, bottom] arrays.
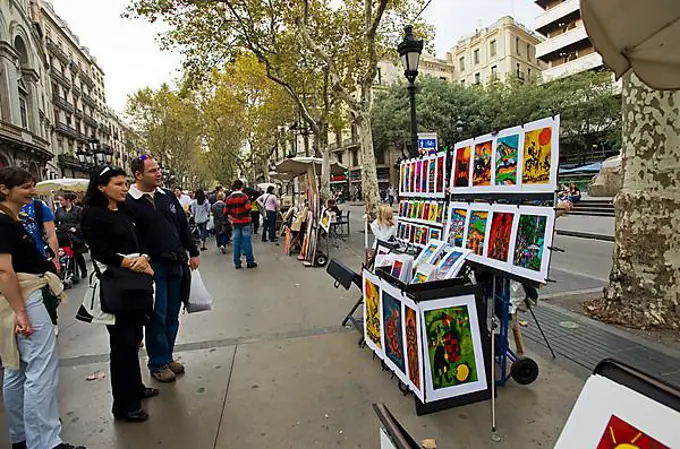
[[485, 206, 519, 271], [436, 247, 472, 279], [415, 160, 423, 195], [445, 202, 469, 248], [491, 126, 523, 192], [419, 226, 429, 246], [426, 155, 437, 195], [511, 206, 555, 283], [435, 153, 446, 196], [410, 161, 417, 195], [414, 239, 446, 268], [520, 115, 560, 193], [472, 135, 494, 188], [363, 269, 384, 359], [320, 208, 332, 233], [401, 295, 425, 402], [381, 282, 409, 385], [465, 205, 492, 260], [404, 161, 411, 194], [399, 162, 406, 196], [429, 227, 442, 241], [450, 139, 473, 192], [420, 293, 490, 402], [427, 201, 437, 223], [422, 201, 430, 221]]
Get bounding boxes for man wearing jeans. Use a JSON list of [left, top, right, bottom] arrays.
[[225, 180, 257, 269], [257, 186, 280, 243]]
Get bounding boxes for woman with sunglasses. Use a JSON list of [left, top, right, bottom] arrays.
[[0, 166, 85, 449], [81, 166, 158, 423]]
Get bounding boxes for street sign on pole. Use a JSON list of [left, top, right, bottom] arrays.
[[417, 132, 438, 155]]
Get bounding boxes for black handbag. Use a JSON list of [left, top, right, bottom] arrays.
[[95, 264, 154, 314]]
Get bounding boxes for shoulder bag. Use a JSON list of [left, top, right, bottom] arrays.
[[95, 263, 154, 314]]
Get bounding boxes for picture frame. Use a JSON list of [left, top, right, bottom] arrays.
[[510, 206, 556, 284], [490, 125, 524, 193], [484, 205, 520, 272], [414, 239, 446, 268], [363, 269, 385, 359], [450, 139, 474, 192], [470, 134, 494, 189], [411, 262, 437, 284], [401, 294, 425, 402], [445, 202, 471, 248], [436, 247, 472, 279], [520, 115, 560, 193], [464, 203, 493, 262]]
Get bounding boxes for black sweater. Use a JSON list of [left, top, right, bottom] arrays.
[[81, 207, 143, 267]]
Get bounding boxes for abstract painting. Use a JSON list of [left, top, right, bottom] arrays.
[[391, 260, 404, 280], [436, 154, 445, 194], [495, 134, 519, 186], [363, 272, 382, 354], [415, 160, 422, 193], [400, 163, 406, 193], [429, 228, 442, 241], [427, 157, 436, 194], [487, 212, 514, 263], [596, 415, 669, 449], [421, 159, 428, 193], [523, 126, 552, 184], [427, 202, 437, 222], [448, 208, 468, 247], [422, 202, 430, 221], [404, 305, 421, 391], [513, 214, 547, 272], [382, 291, 405, 373], [466, 211, 489, 256], [414, 239, 446, 267], [414, 227, 423, 245], [419, 227, 428, 245], [436, 248, 470, 279], [409, 162, 416, 193], [453, 145, 471, 187], [472, 140, 492, 187]]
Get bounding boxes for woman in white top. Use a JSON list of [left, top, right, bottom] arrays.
[[190, 189, 211, 251], [371, 204, 396, 248]]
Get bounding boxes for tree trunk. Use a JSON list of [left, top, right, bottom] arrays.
[[315, 132, 331, 203], [356, 112, 380, 221], [599, 73, 680, 330]]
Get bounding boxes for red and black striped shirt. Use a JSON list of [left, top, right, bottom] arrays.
[[225, 191, 252, 225]]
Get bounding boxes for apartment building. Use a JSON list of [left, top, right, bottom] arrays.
[[377, 53, 456, 86], [447, 16, 545, 86], [533, 0, 603, 81], [0, 0, 55, 179]]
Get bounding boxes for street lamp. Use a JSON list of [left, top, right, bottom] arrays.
[[398, 24, 424, 157]]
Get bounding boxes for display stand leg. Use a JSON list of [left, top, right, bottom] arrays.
[[490, 276, 497, 434], [341, 296, 364, 329], [526, 301, 556, 359]]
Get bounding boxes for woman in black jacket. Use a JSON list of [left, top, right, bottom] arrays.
[[81, 166, 158, 423]]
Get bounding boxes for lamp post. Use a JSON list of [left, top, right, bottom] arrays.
[[76, 137, 111, 171], [398, 25, 424, 158]]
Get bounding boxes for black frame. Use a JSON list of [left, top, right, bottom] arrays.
[[373, 403, 421, 449]]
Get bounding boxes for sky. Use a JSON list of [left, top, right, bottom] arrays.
[[49, 0, 543, 115]]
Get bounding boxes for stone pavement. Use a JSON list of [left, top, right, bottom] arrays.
[[554, 215, 615, 241], [0, 238, 587, 448]]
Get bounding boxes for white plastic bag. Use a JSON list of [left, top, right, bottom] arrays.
[[187, 270, 213, 313], [206, 215, 215, 231]]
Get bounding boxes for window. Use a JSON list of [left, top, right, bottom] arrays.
[[526, 43, 531, 58], [352, 149, 359, 166], [473, 49, 479, 64], [528, 68, 532, 79], [490, 40, 497, 56], [475, 73, 481, 85], [337, 152, 343, 165], [19, 98, 28, 129], [459, 57, 465, 72], [491, 65, 498, 81], [376, 67, 382, 85], [460, 79, 465, 86], [516, 37, 521, 55]]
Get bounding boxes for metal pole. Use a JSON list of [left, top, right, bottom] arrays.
[[407, 81, 418, 157]]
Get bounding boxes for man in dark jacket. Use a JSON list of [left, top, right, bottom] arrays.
[[126, 155, 200, 383]]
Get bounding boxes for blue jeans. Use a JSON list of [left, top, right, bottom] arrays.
[[3, 290, 62, 448], [146, 261, 183, 371], [197, 221, 208, 244], [233, 224, 255, 266], [266, 210, 278, 241]]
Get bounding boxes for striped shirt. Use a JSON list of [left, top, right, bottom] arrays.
[[225, 191, 252, 225]]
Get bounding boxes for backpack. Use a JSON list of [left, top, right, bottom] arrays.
[[34, 199, 46, 240]]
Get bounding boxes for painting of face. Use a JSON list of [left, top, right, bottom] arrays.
[[495, 134, 519, 185], [472, 141, 492, 187], [523, 127, 552, 184]]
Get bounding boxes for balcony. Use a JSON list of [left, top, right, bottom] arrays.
[[536, 24, 590, 59], [100, 124, 111, 136], [50, 67, 71, 89], [55, 122, 79, 140], [541, 52, 604, 81], [343, 137, 359, 149], [81, 92, 97, 108], [80, 71, 95, 88], [74, 108, 84, 119], [72, 84, 81, 97], [52, 95, 74, 114], [46, 38, 68, 64], [534, 0, 580, 34], [77, 131, 88, 143], [57, 153, 83, 170], [84, 115, 98, 128]]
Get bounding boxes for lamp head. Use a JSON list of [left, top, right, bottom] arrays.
[[397, 25, 424, 84]]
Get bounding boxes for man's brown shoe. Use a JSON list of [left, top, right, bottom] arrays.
[[168, 360, 185, 375], [151, 367, 176, 383]]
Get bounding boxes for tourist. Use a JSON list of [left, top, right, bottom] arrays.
[[0, 166, 85, 449], [225, 180, 257, 269], [54, 193, 88, 279], [371, 204, 397, 248], [174, 187, 192, 213], [190, 189, 211, 251], [568, 183, 582, 203], [125, 155, 200, 383], [81, 165, 157, 423], [211, 191, 231, 252], [387, 185, 395, 207], [250, 192, 262, 236], [257, 186, 280, 243], [208, 185, 223, 205]]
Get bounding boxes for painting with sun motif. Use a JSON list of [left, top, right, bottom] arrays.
[[596, 415, 669, 449]]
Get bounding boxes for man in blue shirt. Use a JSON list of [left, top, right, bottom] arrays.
[[20, 199, 60, 273]]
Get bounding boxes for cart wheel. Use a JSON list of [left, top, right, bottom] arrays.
[[511, 357, 539, 385], [315, 253, 328, 267]]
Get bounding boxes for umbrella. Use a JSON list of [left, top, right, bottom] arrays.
[[35, 178, 89, 194], [275, 157, 347, 177], [581, 0, 680, 89]]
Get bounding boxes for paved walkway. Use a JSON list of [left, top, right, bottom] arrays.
[[555, 214, 615, 241]]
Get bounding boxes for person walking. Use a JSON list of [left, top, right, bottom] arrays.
[[81, 165, 158, 423], [250, 194, 262, 235], [225, 180, 256, 269], [190, 189, 211, 251], [0, 166, 86, 449], [54, 193, 88, 279], [211, 191, 231, 253], [173, 188, 191, 214], [387, 185, 395, 208], [125, 155, 200, 383], [257, 186, 280, 243]]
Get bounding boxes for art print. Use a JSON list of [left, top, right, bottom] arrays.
[[382, 290, 405, 374], [447, 206, 468, 247], [419, 226, 428, 245], [495, 133, 519, 186], [427, 157, 436, 194], [414, 239, 445, 267], [422, 202, 430, 221], [466, 210, 489, 256], [597, 415, 669, 449], [513, 214, 547, 272], [415, 160, 422, 193], [436, 154, 445, 194], [420, 158, 428, 193], [363, 270, 383, 358], [452, 140, 472, 188], [400, 163, 406, 194], [521, 116, 560, 192], [402, 295, 424, 401], [391, 260, 404, 279], [410, 161, 417, 194], [429, 228, 442, 241], [405, 162, 411, 193], [427, 202, 437, 222], [436, 248, 471, 279], [472, 138, 493, 187], [487, 212, 514, 263], [414, 226, 423, 245]]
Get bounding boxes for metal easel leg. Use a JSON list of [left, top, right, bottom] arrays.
[[526, 301, 556, 359], [342, 296, 364, 328]]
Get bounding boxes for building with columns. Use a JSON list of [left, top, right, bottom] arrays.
[[0, 0, 55, 179]]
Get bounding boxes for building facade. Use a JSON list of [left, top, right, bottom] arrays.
[[533, 0, 603, 81], [0, 0, 54, 179], [377, 53, 456, 86], [447, 16, 545, 86]]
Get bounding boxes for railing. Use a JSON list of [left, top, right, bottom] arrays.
[[81, 92, 97, 108], [46, 38, 68, 63], [50, 67, 71, 88], [541, 52, 605, 81], [74, 108, 84, 118], [52, 94, 74, 113], [55, 122, 79, 139], [534, 0, 579, 33], [84, 115, 98, 128], [57, 153, 83, 169], [72, 84, 81, 96], [343, 137, 359, 148], [80, 71, 95, 88], [536, 25, 589, 59]]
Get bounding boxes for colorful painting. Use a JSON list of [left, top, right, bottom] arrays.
[[513, 214, 547, 272], [523, 127, 552, 184], [597, 415, 669, 449], [406, 163, 412, 192], [427, 158, 436, 194], [414, 226, 423, 244], [364, 277, 382, 349], [410, 162, 417, 193], [421, 159, 428, 192], [495, 134, 519, 185], [382, 291, 405, 373], [439, 250, 465, 275], [429, 228, 442, 241], [422, 202, 430, 220], [404, 305, 420, 389], [391, 260, 404, 279], [466, 211, 489, 255], [400, 163, 406, 192], [424, 305, 478, 390], [419, 227, 428, 245], [487, 212, 514, 262], [473, 141, 492, 186], [438, 203, 445, 222], [428, 202, 437, 222], [454, 145, 471, 187], [436, 155, 445, 193], [448, 208, 468, 247], [415, 160, 422, 193]]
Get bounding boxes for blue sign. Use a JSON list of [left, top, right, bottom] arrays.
[[417, 133, 438, 155]]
